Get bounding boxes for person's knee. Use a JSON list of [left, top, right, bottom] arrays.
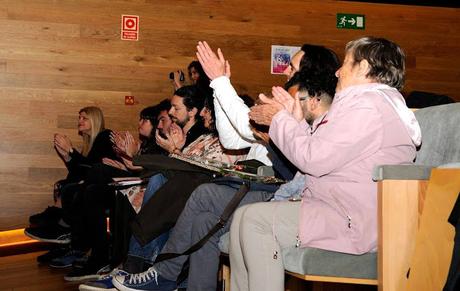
[[192, 212, 218, 235], [148, 173, 167, 184], [188, 183, 219, 205], [232, 204, 251, 224], [241, 203, 265, 220], [240, 203, 271, 233]]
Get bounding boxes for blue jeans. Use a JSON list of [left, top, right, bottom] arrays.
[[128, 173, 169, 264], [127, 231, 169, 265], [142, 174, 168, 206]]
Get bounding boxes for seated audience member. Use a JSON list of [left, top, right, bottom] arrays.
[[155, 85, 207, 154], [196, 42, 271, 166], [229, 36, 422, 291], [125, 99, 172, 158], [282, 43, 329, 81], [105, 100, 172, 173], [171, 60, 211, 92], [111, 41, 339, 291], [25, 106, 118, 252], [59, 103, 172, 280]]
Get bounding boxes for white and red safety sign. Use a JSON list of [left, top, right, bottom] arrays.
[[121, 15, 139, 41]]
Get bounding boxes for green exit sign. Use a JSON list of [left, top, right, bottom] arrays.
[[337, 13, 365, 30]]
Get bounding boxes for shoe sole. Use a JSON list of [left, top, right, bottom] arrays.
[[78, 284, 116, 291], [24, 231, 70, 244], [112, 277, 176, 291], [64, 274, 102, 282], [112, 278, 136, 291], [49, 263, 73, 269], [65, 265, 112, 283]]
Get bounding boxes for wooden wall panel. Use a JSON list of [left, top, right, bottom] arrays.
[[0, 0, 459, 230]]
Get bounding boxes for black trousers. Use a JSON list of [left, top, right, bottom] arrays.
[[71, 164, 133, 265]]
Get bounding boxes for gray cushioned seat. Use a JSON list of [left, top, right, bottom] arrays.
[[218, 232, 377, 279]]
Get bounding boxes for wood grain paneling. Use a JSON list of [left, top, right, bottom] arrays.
[[0, 0, 459, 230]]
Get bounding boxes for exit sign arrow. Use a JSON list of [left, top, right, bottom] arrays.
[[337, 13, 365, 30]]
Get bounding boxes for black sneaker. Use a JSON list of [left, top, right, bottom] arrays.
[[37, 246, 70, 264], [29, 206, 63, 227], [49, 249, 87, 268], [73, 253, 90, 269], [64, 262, 111, 282], [24, 225, 71, 244]]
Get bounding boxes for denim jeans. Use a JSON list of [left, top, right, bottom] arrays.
[[142, 173, 168, 206], [127, 231, 169, 265]]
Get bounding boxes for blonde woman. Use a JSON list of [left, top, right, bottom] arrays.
[[54, 106, 117, 179], [26, 106, 119, 265]]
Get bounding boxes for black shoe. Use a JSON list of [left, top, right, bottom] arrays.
[[37, 246, 70, 264], [25, 225, 71, 244], [72, 253, 89, 269], [29, 206, 63, 227], [49, 249, 87, 269], [64, 261, 111, 282]]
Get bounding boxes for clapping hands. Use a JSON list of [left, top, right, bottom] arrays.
[[111, 131, 140, 159], [249, 86, 303, 126], [155, 123, 186, 154], [54, 133, 73, 161], [196, 41, 231, 80]]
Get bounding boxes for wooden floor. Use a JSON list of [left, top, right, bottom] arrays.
[[0, 251, 80, 291], [0, 251, 377, 291]]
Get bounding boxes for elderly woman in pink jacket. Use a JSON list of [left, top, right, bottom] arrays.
[[229, 36, 422, 291]]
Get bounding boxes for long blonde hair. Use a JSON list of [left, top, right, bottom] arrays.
[[79, 106, 105, 156]]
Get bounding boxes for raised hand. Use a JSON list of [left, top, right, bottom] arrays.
[[54, 133, 73, 155], [172, 70, 184, 90], [54, 134, 70, 161], [196, 41, 231, 80], [248, 93, 284, 126], [111, 131, 128, 153], [271, 86, 304, 122], [124, 131, 140, 157]]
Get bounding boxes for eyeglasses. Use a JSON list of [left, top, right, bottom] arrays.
[[298, 95, 311, 101]]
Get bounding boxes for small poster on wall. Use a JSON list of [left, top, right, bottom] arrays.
[[271, 45, 301, 75], [121, 15, 140, 41]]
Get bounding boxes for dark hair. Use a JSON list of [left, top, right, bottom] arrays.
[[174, 85, 205, 119], [188, 61, 211, 88], [287, 45, 340, 98], [203, 93, 217, 134], [139, 100, 171, 154], [140, 100, 171, 127], [346, 36, 405, 90]]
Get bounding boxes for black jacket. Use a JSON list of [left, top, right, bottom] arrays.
[[65, 129, 118, 181]]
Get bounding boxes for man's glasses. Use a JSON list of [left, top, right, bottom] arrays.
[[298, 94, 310, 101]]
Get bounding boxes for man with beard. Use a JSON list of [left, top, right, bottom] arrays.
[[155, 85, 206, 154]]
